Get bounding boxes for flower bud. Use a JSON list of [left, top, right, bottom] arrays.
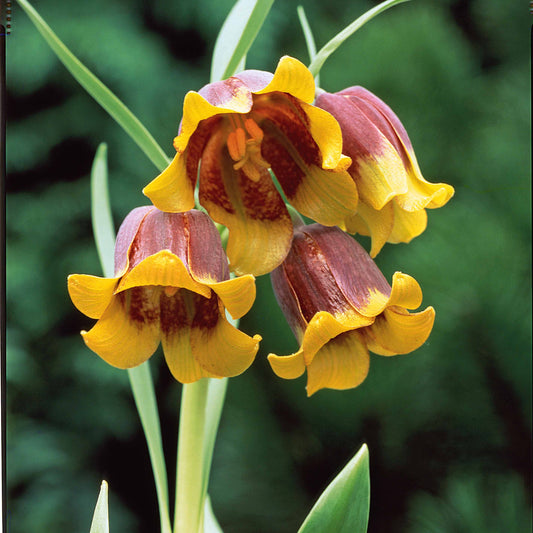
[[316, 86, 454, 256], [68, 207, 260, 383], [268, 224, 434, 395]]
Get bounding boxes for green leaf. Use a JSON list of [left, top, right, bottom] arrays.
[[16, 0, 170, 171], [211, 0, 275, 82], [308, 0, 411, 79], [298, 443, 370, 533], [90, 143, 115, 279], [128, 364, 172, 533], [296, 6, 319, 86], [89, 481, 109, 533], [204, 494, 224, 533]]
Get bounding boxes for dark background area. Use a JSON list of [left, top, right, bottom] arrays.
[[5, 0, 531, 531]]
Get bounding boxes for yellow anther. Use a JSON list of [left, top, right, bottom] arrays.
[[244, 118, 264, 142]]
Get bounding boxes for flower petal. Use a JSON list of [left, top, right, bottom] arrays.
[[253, 56, 315, 104], [364, 306, 435, 356], [301, 310, 373, 365], [198, 125, 293, 276], [116, 251, 211, 299], [388, 272, 423, 310], [388, 203, 428, 244], [114, 206, 155, 275], [81, 291, 160, 368], [190, 295, 261, 377], [343, 201, 394, 258], [267, 350, 306, 380], [143, 152, 196, 213], [159, 291, 216, 383], [68, 274, 119, 319], [306, 330, 370, 396], [206, 274, 256, 320]]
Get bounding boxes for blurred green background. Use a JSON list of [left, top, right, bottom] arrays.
[[5, 0, 531, 531]]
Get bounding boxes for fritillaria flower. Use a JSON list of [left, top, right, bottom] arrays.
[[143, 56, 358, 276], [315, 86, 454, 257], [68, 207, 260, 383], [267, 223, 435, 395]]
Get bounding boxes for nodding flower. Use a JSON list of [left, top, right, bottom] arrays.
[[68, 207, 260, 383]]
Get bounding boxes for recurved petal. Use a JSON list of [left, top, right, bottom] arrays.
[[302, 103, 351, 171], [253, 56, 315, 104], [306, 330, 370, 396], [175, 87, 252, 154], [206, 274, 256, 320], [388, 272, 423, 310], [343, 201, 394, 258], [190, 295, 260, 377], [387, 203, 427, 244], [301, 310, 374, 365], [116, 251, 211, 298], [143, 152, 196, 213], [267, 350, 306, 380], [364, 306, 435, 356], [68, 274, 120, 319], [81, 292, 160, 368], [395, 162, 455, 211]]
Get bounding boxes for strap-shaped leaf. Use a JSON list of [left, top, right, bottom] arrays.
[[211, 0, 275, 82], [16, 0, 170, 171], [89, 481, 109, 533], [298, 444, 370, 533], [308, 0, 410, 79], [90, 144, 115, 279]]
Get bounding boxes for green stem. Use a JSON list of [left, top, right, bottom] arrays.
[[174, 379, 210, 533], [308, 0, 411, 78], [174, 376, 228, 533], [128, 364, 172, 533]]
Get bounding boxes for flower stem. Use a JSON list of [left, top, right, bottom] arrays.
[[174, 377, 228, 533]]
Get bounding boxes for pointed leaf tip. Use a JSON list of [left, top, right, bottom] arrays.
[[298, 443, 370, 533], [89, 480, 109, 533]]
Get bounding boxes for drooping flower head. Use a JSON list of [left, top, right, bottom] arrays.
[[315, 86, 454, 257], [68, 207, 261, 383], [268, 223, 435, 395], [143, 56, 358, 276]]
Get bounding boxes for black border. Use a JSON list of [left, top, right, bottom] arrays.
[[1, 23, 6, 533]]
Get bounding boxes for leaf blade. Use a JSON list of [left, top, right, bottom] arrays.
[[298, 443, 370, 533], [16, 0, 170, 171], [308, 0, 411, 79], [211, 0, 275, 82], [89, 481, 109, 533]]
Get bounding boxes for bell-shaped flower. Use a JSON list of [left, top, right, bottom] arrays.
[[267, 223, 435, 395], [68, 207, 261, 383], [315, 86, 454, 257], [143, 56, 358, 276]]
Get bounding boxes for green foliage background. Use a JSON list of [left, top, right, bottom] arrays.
[[6, 0, 531, 531]]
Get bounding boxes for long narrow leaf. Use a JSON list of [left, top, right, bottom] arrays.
[[211, 0, 275, 82], [89, 481, 109, 533], [16, 0, 170, 171], [297, 6, 319, 86], [308, 0, 410, 78], [298, 444, 370, 533], [90, 144, 115, 278], [89, 146, 171, 533], [128, 365, 172, 533]]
